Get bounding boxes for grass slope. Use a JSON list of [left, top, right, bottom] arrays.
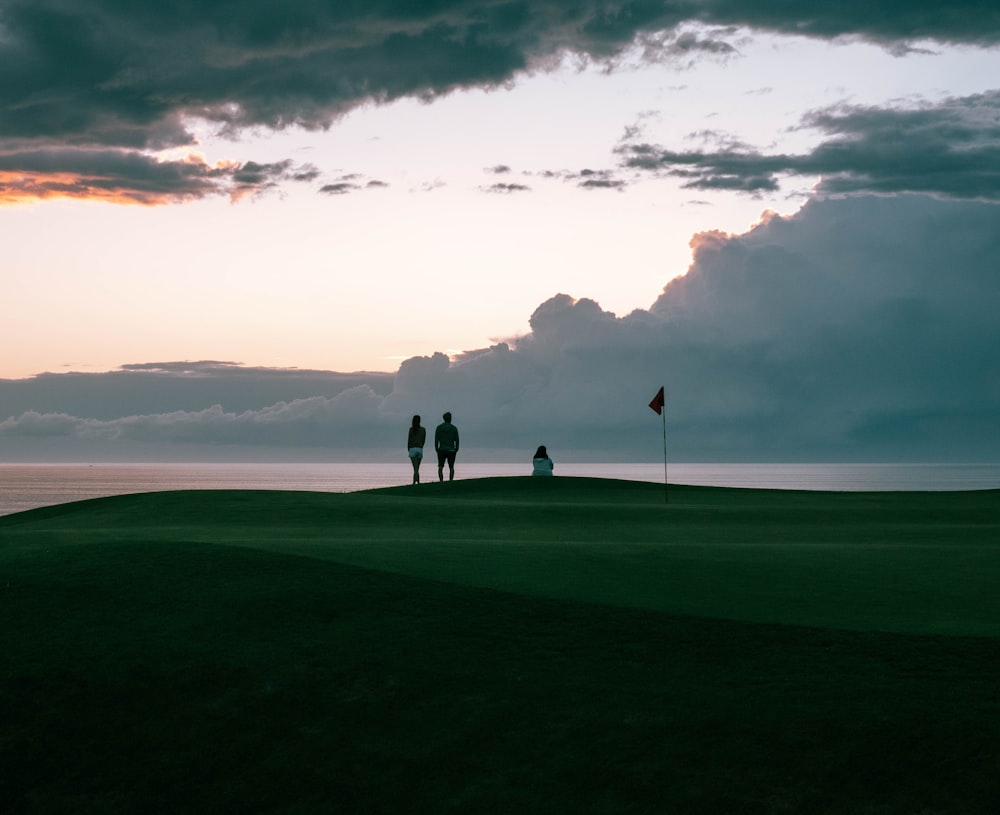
[[2, 478, 999, 813], [7, 476, 999, 635]]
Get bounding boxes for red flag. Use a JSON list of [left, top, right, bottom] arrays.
[[648, 386, 665, 415]]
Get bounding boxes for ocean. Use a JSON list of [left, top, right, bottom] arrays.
[[1, 461, 999, 517]]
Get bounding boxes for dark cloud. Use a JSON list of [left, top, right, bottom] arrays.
[[384, 194, 1000, 460], [618, 91, 1000, 200], [0, 148, 315, 204], [319, 182, 358, 195], [3, 1, 999, 203], [576, 168, 629, 190], [318, 171, 387, 195], [482, 182, 531, 193], [229, 159, 319, 199], [531, 167, 629, 189], [628, 25, 743, 68], [4, 195, 998, 461]]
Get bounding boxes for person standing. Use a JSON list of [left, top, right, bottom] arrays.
[[434, 411, 460, 482], [532, 445, 554, 477], [407, 415, 426, 485]]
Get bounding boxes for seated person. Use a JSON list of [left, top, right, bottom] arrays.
[[532, 445, 554, 476]]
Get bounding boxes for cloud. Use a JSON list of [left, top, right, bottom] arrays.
[[481, 182, 531, 194], [577, 171, 627, 191], [4, 1, 999, 204], [4, 194, 998, 461], [529, 167, 630, 190], [618, 91, 1000, 200], [318, 172, 388, 195], [388, 194, 1000, 460], [479, 165, 624, 193], [626, 25, 744, 69], [0, 388, 385, 449], [414, 179, 447, 193], [318, 183, 356, 195], [0, 362, 392, 421], [0, 148, 316, 204]]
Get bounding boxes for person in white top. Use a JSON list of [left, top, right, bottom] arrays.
[[532, 445, 554, 476], [407, 415, 427, 485]]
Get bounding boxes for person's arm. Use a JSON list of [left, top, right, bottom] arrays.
[[454, 427, 459, 452]]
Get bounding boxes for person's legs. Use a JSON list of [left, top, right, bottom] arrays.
[[437, 450, 446, 482], [446, 451, 456, 481], [411, 454, 421, 484]]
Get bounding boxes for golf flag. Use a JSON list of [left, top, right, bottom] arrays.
[[648, 386, 665, 415]]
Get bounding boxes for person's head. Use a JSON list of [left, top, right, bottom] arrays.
[[411, 415, 421, 428], [443, 411, 452, 423], [534, 445, 548, 459]]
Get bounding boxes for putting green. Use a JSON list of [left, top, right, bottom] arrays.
[[3, 476, 998, 636]]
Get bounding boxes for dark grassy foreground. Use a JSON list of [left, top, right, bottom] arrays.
[[2, 478, 999, 814]]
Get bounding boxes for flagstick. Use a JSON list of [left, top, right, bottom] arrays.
[[661, 409, 668, 505], [648, 385, 668, 505]]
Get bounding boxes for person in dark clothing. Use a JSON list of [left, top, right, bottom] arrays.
[[434, 411, 460, 482]]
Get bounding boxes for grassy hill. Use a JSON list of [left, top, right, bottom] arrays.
[[2, 478, 998, 813]]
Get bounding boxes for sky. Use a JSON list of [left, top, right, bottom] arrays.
[[2, 1, 1000, 462]]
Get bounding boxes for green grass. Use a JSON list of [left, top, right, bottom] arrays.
[[2, 477, 999, 813]]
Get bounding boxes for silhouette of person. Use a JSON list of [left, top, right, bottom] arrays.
[[532, 445, 554, 477], [434, 411, 460, 482], [407, 415, 427, 485]]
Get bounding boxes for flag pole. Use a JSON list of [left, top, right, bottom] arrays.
[[648, 385, 667, 505], [661, 407, 668, 505]]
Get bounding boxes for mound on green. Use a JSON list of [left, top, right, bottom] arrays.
[[2, 478, 998, 813], [7, 476, 998, 636]]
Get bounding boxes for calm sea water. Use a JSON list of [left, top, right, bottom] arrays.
[[1, 462, 998, 517]]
